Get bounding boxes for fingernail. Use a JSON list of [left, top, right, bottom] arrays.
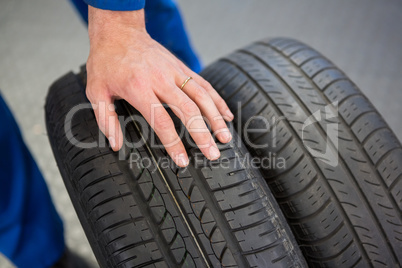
[[109, 137, 116, 148], [226, 110, 234, 120], [209, 145, 220, 160], [220, 129, 232, 143], [177, 153, 189, 167]]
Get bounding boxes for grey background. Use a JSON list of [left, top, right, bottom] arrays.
[[0, 0, 401, 267]]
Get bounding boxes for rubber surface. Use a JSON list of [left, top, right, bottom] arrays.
[[201, 38, 402, 267], [45, 67, 307, 267]]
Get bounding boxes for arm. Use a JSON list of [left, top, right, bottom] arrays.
[[86, 5, 234, 167]]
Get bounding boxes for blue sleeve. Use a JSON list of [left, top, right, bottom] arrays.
[[83, 0, 145, 11]]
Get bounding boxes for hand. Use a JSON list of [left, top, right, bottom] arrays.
[[86, 6, 234, 167]]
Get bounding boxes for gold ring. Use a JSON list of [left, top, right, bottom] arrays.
[[180, 76, 192, 90]]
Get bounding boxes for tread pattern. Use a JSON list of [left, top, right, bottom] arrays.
[[126, 106, 306, 268], [201, 38, 402, 267], [47, 73, 199, 268], [45, 68, 307, 267]]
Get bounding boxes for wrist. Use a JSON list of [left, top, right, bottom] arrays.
[[88, 6, 147, 42]]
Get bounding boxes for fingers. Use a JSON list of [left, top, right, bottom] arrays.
[[86, 85, 123, 151], [156, 86, 221, 161], [179, 63, 234, 122], [129, 93, 190, 167], [178, 77, 232, 144]]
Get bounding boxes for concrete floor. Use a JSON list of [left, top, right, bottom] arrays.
[[0, 0, 401, 267]]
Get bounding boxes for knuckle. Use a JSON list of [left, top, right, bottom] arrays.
[[216, 97, 227, 108], [194, 87, 210, 103], [154, 113, 173, 131], [199, 79, 214, 92], [213, 114, 226, 125], [128, 78, 144, 91], [181, 100, 200, 116], [204, 81, 214, 91], [196, 132, 212, 145]]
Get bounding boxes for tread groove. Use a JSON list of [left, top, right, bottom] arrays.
[[264, 41, 401, 263]]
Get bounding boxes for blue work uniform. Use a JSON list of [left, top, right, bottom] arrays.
[[0, 0, 200, 267]]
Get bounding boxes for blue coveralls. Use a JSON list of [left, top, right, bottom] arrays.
[[0, 0, 200, 267]]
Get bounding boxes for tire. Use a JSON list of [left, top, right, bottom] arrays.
[[201, 38, 402, 267], [45, 67, 307, 268]]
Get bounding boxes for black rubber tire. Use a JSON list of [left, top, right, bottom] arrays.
[[201, 38, 402, 267], [45, 67, 307, 268]]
